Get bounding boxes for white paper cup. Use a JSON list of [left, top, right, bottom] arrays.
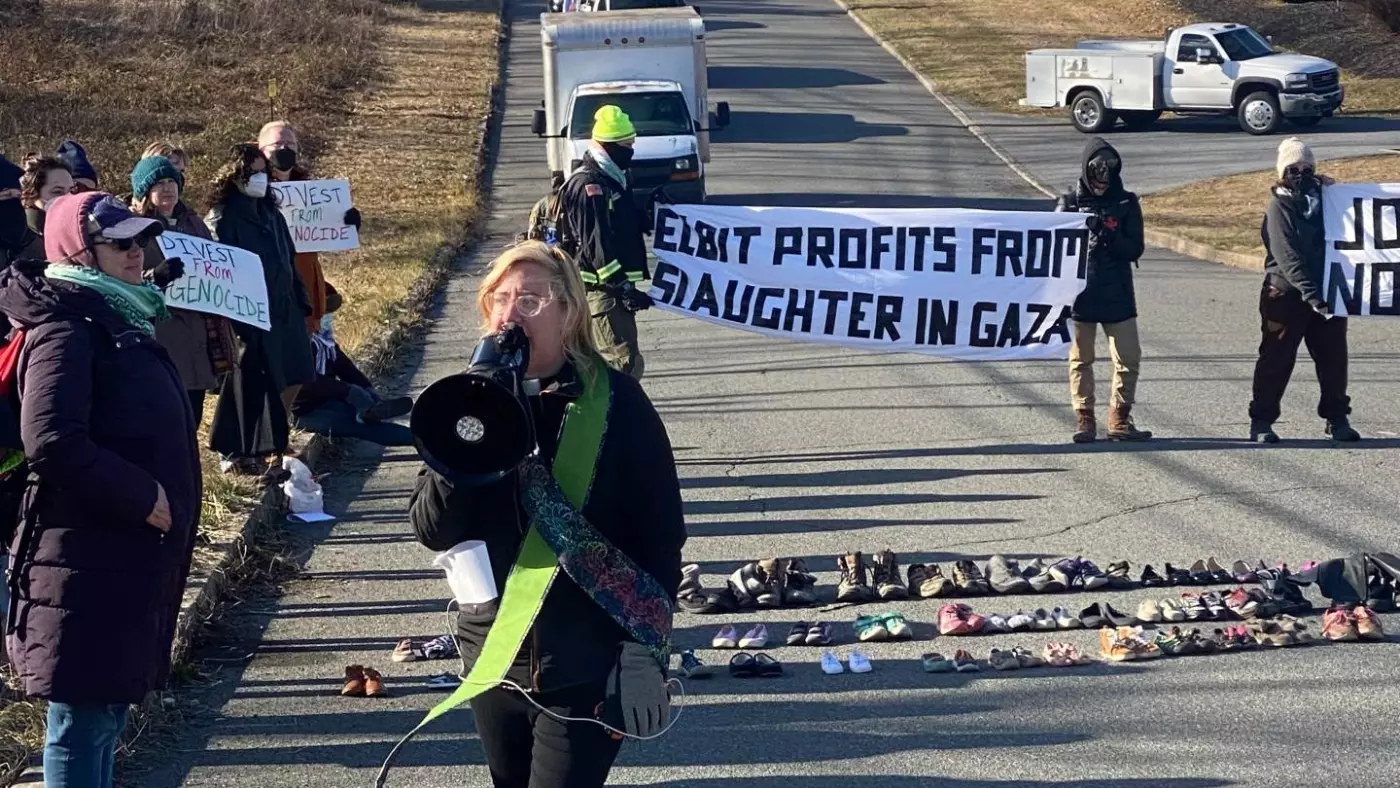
[[433, 540, 498, 605]]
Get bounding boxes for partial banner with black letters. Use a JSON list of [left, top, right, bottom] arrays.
[[647, 203, 1091, 360], [1324, 183, 1400, 318]]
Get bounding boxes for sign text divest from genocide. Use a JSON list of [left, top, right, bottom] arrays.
[[271, 179, 359, 254], [1324, 183, 1400, 318], [648, 204, 1091, 360], [157, 232, 272, 330]]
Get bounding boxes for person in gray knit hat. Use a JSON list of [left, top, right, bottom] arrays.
[[1248, 137, 1359, 444]]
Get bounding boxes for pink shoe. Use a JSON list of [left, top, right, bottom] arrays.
[[962, 607, 987, 633], [938, 603, 978, 635]]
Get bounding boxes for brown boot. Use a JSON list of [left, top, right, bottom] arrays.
[[1108, 405, 1152, 441], [1072, 409, 1096, 444]]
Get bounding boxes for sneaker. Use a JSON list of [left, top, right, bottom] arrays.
[[855, 615, 890, 642], [1325, 417, 1361, 442], [676, 650, 714, 679], [1022, 558, 1064, 593], [937, 603, 983, 636], [1098, 627, 1137, 662], [1011, 646, 1045, 668], [848, 650, 873, 674], [1224, 587, 1259, 619], [988, 648, 1020, 671], [422, 635, 458, 660], [425, 672, 461, 690], [1052, 607, 1081, 629], [820, 651, 844, 675], [952, 560, 991, 595], [871, 550, 909, 600], [985, 555, 1033, 594], [1104, 560, 1135, 590], [1140, 564, 1167, 587], [1076, 559, 1110, 590], [755, 558, 789, 608], [837, 552, 876, 603], [1322, 606, 1359, 641], [983, 614, 1012, 633], [362, 395, 413, 422], [712, 624, 739, 649], [1048, 559, 1079, 590], [1250, 419, 1280, 443], [1179, 594, 1208, 621], [1033, 608, 1056, 630], [392, 638, 422, 663], [921, 652, 954, 673], [1006, 610, 1036, 631], [907, 563, 955, 598], [1354, 606, 1386, 641], [784, 558, 819, 606], [805, 622, 833, 646], [785, 622, 810, 646], [881, 612, 914, 640], [951, 649, 980, 672], [1136, 599, 1162, 624], [738, 624, 769, 649], [1158, 598, 1187, 622]]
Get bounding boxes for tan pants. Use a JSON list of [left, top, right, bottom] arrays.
[[587, 289, 644, 380], [1069, 318, 1140, 411]]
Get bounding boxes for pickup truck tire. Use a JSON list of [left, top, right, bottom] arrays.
[[1119, 110, 1162, 131], [1238, 91, 1282, 135], [1069, 91, 1115, 134]]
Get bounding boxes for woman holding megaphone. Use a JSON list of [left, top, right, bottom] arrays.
[[409, 241, 685, 788]]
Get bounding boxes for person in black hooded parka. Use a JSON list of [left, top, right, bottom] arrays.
[[1056, 137, 1151, 445]]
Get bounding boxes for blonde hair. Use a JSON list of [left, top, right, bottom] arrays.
[[142, 141, 187, 168], [477, 241, 601, 375]]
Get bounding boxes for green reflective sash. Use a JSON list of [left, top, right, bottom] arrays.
[[413, 362, 611, 731]]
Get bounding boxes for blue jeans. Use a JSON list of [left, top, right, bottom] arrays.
[[44, 702, 129, 788], [293, 400, 413, 447]]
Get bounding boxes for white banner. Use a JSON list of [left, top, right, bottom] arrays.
[[157, 232, 272, 330], [271, 179, 359, 253], [647, 204, 1091, 360], [1324, 183, 1400, 318]]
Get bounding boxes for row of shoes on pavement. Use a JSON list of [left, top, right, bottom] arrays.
[[840, 552, 1139, 602], [924, 643, 1093, 673], [677, 560, 820, 613]]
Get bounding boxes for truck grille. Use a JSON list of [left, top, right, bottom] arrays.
[[1311, 70, 1339, 91], [629, 161, 674, 191]]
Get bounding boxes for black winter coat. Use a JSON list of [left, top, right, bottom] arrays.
[[409, 362, 685, 692], [559, 157, 649, 283], [1055, 138, 1144, 325], [1262, 186, 1326, 308], [0, 260, 202, 704]]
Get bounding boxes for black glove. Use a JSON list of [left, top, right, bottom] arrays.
[[325, 289, 343, 314], [1083, 213, 1103, 233], [606, 642, 669, 739], [147, 257, 185, 290], [618, 282, 653, 312], [343, 207, 362, 229], [652, 186, 674, 206]]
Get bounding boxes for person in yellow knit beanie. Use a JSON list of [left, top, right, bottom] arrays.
[[554, 105, 651, 379]]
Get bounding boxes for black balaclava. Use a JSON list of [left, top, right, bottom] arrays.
[[601, 141, 634, 171], [1283, 166, 1320, 196], [1080, 137, 1123, 198], [0, 155, 28, 251]]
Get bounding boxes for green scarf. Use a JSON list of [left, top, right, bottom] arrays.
[[45, 264, 171, 337]]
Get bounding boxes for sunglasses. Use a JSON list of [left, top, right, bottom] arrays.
[[93, 234, 152, 252], [1285, 165, 1315, 178]]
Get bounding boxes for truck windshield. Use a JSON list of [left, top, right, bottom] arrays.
[[570, 92, 693, 139], [1216, 29, 1272, 61]]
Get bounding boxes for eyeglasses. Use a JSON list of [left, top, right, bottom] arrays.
[[489, 291, 555, 318]]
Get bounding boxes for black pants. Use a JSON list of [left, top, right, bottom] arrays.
[[470, 682, 622, 788], [1249, 284, 1350, 424], [188, 389, 207, 422]]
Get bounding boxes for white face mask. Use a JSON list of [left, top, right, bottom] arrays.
[[240, 172, 269, 199]]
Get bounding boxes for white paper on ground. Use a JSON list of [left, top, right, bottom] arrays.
[[288, 511, 337, 523]]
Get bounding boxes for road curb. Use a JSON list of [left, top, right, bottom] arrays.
[[832, 0, 1268, 271]]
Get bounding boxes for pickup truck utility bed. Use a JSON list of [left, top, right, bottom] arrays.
[[1024, 22, 1343, 135]]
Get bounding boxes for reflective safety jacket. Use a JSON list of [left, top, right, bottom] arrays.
[[557, 157, 649, 288]]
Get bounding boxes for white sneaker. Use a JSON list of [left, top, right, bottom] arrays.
[[1033, 609, 1057, 630], [738, 624, 768, 649], [1053, 607, 1082, 629], [848, 650, 873, 674], [1007, 610, 1035, 631], [820, 651, 844, 675]]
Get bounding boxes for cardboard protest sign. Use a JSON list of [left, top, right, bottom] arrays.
[[157, 232, 271, 330], [1324, 183, 1400, 318], [271, 179, 359, 253], [648, 204, 1091, 361]]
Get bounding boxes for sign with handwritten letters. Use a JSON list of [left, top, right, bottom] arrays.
[[271, 179, 360, 253], [156, 232, 271, 330]]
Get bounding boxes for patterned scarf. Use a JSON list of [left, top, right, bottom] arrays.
[[44, 263, 171, 336], [587, 142, 628, 189]]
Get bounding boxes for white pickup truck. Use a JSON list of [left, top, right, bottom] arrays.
[[1024, 23, 1344, 135]]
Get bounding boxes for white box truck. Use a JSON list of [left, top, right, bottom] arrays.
[[1023, 23, 1343, 135], [531, 8, 729, 205]]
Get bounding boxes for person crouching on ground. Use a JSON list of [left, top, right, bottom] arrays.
[[1248, 137, 1359, 443], [292, 312, 413, 447], [1056, 137, 1151, 444], [1, 193, 200, 788], [409, 241, 685, 788], [130, 155, 238, 420]]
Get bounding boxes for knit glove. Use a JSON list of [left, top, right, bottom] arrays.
[[343, 208, 362, 229], [146, 257, 185, 290], [609, 641, 669, 738]]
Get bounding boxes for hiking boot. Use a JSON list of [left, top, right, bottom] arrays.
[[1107, 405, 1152, 441], [870, 550, 909, 600], [362, 395, 413, 422], [755, 558, 789, 608], [727, 562, 765, 609], [784, 558, 819, 606], [1325, 417, 1361, 442], [1072, 409, 1096, 444], [1250, 420, 1280, 444], [952, 560, 991, 595], [837, 552, 876, 603], [907, 563, 954, 598], [985, 555, 1032, 595]]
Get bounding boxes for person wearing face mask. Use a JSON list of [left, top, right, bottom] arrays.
[[409, 241, 683, 788], [1056, 137, 1150, 444], [55, 140, 99, 193], [258, 121, 362, 335], [0, 193, 200, 788], [0, 155, 34, 269], [18, 155, 76, 264], [1249, 138, 1358, 444], [131, 155, 239, 419], [204, 143, 315, 475], [556, 106, 652, 380]]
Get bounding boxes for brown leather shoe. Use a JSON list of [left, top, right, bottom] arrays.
[[363, 666, 387, 698], [341, 665, 367, 697], [1107, 405, 1152, 441], [1072, 409, 1096, 444]]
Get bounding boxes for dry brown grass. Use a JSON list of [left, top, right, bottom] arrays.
[[845, 0, 1400, 113], [1141, 154, 1400, 256]]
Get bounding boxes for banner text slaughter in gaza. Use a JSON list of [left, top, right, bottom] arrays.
[[649, 208, 1092, 347]]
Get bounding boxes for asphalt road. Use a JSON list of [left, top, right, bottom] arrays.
[[138, 0, 1400, 786]]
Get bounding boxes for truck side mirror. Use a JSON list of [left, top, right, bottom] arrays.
[[716, 101, 731, 128], [531, 109, 547, 137]]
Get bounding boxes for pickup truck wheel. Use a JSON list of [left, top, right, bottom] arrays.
[[1238, 91, 1282, 135], [1290, 115, 1324, 128], [1070, 91, 1114, 134], [1120, 110, 1162, 131]]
